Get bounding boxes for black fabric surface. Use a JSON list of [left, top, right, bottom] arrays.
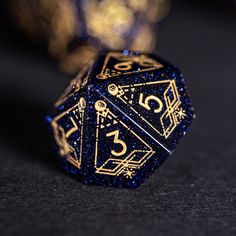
[[0, 1, 235, 236]]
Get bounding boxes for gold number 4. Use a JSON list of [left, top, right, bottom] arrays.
[[106, 130, 127, 157], [139, 93, 163, 113]]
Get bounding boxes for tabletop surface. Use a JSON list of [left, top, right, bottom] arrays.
[[0, 1, 235, 235]]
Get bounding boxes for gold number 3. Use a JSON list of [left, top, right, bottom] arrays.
[[139, 93, 163, 113], [106, 130, 127, 156]]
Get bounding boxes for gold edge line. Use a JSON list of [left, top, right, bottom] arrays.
[[66, 117, 78, 138], [79, 108, 85, 165], [100, 52, 114, 75], [99, 67, 159, 79], [55, 87, 81, 107], [120, 80, 171, 88], [97, 151, 155, 176], [161, 80, 181, 138], [105, 150, 151, 165], [53, 103, 80, 122], [111, 150, 154, 167], [95, 150, 155, 176], [96, 150, 138, 174], [163, 96, 174, 135], [94, 112, 100, 168], [132, 80, 172, 87], [120, 67, 158, 76]]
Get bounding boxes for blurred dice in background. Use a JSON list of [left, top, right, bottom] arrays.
[[7, 0, 170, 74]]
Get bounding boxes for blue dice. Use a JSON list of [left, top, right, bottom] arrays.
[[47, 51, 194, 188]]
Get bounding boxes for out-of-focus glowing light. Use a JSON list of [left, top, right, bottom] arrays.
[[9, 0, 170, 74]]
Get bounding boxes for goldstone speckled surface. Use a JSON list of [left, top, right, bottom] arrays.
[[48, 51, 194, 188], [0, 1, 235, 235]]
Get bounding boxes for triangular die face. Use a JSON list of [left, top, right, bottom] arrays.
[[107, 80, 186, 139], [94, 100, 155, 179], [96, 52, 163, 79], [51, 97, 86, 169]]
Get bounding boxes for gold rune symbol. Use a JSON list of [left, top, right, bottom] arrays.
[[96, 52, 163, 79], [107, 80, 186, 139], [94, 100, 155, 178], [51, 97, 86, 169], [123, 165, 136, 179]]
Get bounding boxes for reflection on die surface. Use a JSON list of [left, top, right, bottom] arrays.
[[47, 50, 194, 188]]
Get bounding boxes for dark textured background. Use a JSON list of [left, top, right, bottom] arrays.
[[0, 1, 235, 235]]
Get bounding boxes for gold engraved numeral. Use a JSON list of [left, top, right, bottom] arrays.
[[114, 61, 133, 71], [139, 93, 163, 113], [106, 130, 127, 157]]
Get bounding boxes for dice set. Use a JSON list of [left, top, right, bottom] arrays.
[[47, 50, 194, 188]]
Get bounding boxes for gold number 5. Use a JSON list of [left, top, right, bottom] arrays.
[[106, 130, 127, 156], [139, 93, 163, 113]]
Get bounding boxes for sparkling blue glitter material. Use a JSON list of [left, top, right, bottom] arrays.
[[47, 51, 194, 188]]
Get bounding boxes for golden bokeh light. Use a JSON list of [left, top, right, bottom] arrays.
[[8, 0, 170, 74]]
